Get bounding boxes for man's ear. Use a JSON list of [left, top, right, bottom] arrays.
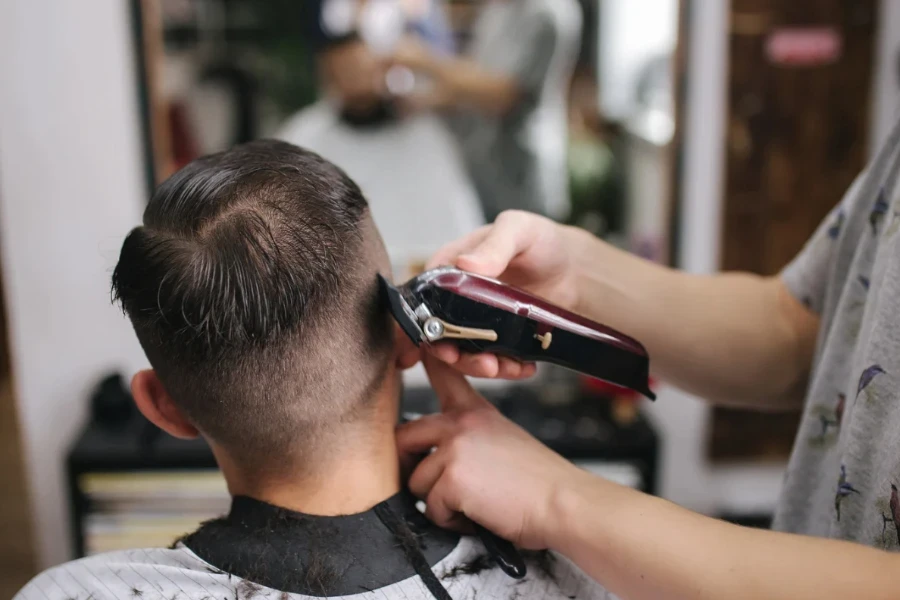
[[394, 323, 421, 369], [131, 370, 199, 440]]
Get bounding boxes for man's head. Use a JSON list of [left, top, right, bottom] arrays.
[[113, 140, 404, 475]]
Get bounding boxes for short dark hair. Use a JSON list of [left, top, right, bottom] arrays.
[[112, 140, 393, 468]]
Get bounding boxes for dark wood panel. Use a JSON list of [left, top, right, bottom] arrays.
[[0, 372, 36, 596], [0, 230, 36, 592], [712, 0, 877, 461]]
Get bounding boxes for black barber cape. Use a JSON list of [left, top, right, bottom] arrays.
[[15, 491, 611, 599]]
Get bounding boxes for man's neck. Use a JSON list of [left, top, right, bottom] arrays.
[[249, 437, 402, 515], [218, 406, 403, 515]]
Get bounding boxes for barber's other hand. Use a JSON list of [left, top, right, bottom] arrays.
[[391, 36, 439, 74], [397, 355, 588, 549], [427, 210, 589, 378]]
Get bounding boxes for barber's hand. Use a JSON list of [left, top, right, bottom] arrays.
[[395, 87, 454, 116], [427, 210, 589, 378], [397, 355, 588, 549], [391, 36, 440, 74]]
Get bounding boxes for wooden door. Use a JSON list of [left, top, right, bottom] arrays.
[[711, 0, 877, 460]]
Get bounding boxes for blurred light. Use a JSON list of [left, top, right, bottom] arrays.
[[629, 107, 675, 147], [385, 66, 416, 95], [322, 0, 357, 37], [360, 0, 406, 55]]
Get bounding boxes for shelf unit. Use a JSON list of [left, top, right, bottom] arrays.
[[68, 383, 658, 558]]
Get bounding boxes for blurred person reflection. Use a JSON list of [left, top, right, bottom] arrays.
[[305, 0, 455, 125], [286, 0, 484, 268], [405, 0, 457, 56], [391, 0, 583, 221]]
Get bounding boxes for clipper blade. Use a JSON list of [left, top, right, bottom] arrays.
[[379, 274, 425, 345]]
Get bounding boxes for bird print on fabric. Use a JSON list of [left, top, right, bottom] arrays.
[[816, 393, 846, 439], [869, 188, 890, 235], [836, 271, 870, 347], [827, 209, 845, 239], [835, 465, 861, 521], [811, 206, 847, 262], [885, 485, 900, 546], [857, 365, 886, 399], [870, 188, 889, 235], [835, 393, 846, 423]]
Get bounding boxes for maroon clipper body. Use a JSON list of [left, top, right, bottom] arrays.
[[380, 267, 655, 400]]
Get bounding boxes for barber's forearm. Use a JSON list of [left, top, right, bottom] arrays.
[[567, 229, 818, 409], [432, 57, 521, 116], [550, 474, 897, 600]]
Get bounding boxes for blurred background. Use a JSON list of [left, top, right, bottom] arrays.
[[0, 0, 898, 594]]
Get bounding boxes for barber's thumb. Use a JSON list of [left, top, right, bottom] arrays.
[[425, 484, 467, 531], [422, 353, 483, 412], [394, 327, 421, 370], [456, 252, 506, 278], [456, 234, 516, 278], [396, 413, 452, 456]]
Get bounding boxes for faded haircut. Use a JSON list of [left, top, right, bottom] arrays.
[[112, 140, 393, 468]]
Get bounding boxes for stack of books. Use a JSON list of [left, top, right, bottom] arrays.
[[79, 470, 230, 555]]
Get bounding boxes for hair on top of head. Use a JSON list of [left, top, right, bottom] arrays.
[[112, 140, 393, 467]]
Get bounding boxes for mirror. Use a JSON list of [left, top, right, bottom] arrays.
[[130, 0, 683, 437], [133, 0, 684, 275]]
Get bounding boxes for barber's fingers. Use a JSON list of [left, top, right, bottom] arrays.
[[428, 344, 537, 380], [426, 226, 491, 270], [396, 413, 455, 456], [427, 344, 497, 377], [395, 325, 422, 370], [404, 439, 466, 532], [422, 353, 488, 412], [402, 426, 472, 532], [449, 352, 500, 378], [428, 344, 495, 376], [407, 448, 446, 500], [498, 358, 537, 379], [425, 481, 467, 531], [452, 353, 536, 379], [455, 211, 539, 278], [428, 342, 462, 365]]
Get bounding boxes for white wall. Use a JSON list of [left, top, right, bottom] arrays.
[[0, 1, 148, 568], [598, 0, 679, 121]]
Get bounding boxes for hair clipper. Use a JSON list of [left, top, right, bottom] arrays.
[[380, 266, 655, 399]]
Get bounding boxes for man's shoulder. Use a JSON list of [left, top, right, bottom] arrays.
[[15, 540, 615, 600], [13, 546, 230, 600], [524, 0, 581, 30]]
